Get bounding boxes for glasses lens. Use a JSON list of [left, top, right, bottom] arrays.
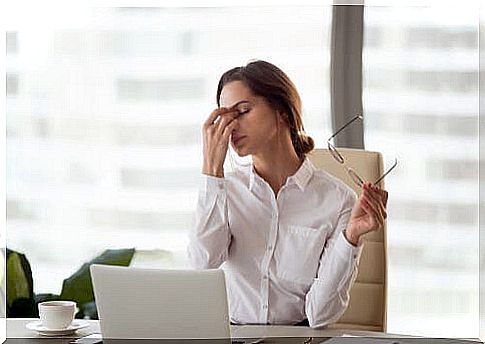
[[328, 143, 344, 164], [348, 169, 364, 188]]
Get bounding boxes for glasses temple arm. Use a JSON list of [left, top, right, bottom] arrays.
[[374, 158, 398, 185], [328, 114, 363, 141]]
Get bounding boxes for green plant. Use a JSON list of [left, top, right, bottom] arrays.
[[7, 248, 135, 319], [6, 249, 35, 317]]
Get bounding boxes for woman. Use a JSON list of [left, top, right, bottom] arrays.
[[187, 60, 388, 328]]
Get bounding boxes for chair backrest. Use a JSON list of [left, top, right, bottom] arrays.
[[307, 148, 387, 332]]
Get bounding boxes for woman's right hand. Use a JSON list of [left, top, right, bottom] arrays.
[[202, 107, 239, 178]]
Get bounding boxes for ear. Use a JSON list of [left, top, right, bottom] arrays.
[[276, 110, 289, 126]]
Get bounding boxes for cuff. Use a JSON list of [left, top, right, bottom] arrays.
[[200, 174, 226, 195], [335, 230, 364, 262]]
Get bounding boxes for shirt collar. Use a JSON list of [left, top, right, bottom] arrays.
[[290, 157, 315, 191], [249, 164, 257, 191], [249, 156, 315, 192]]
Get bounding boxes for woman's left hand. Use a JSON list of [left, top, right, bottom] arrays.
[[345, 182, 389, 246]]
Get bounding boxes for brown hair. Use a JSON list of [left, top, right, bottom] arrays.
[[216, 60, 314, 160]]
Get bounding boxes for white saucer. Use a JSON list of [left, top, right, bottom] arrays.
[[26, 320, 90, 336]]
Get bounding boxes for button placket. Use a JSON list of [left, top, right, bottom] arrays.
[[259, 181, 279, 323], [262, 212, 277, 322], [261, 188, 286, 322]]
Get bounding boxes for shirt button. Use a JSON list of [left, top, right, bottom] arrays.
[[268, 245, 272, 251], [262, 305, 268, 309]]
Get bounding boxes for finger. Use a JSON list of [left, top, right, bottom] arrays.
[[382, 190, 388, 207], [370, 183, 384, 198], [364, 184, 386, 211], [368, 188, 388, 220], [364, 183, 380, 201], [370, 183, 388, 205], [362, 193, 385, 225], [222, 119, 239, 140], [362, 193, 381, 218], [374, 188, 388, 208], [228, 103, 241, 111], [216, 115, 236, 137], [361, 199, 382, 229], [362, 198, 384, 228], [204, 108, 224, 128], [363, 187, 384, 214], [203, 107, 236, 128], [372, 185, 389, 210], [359, 197, 371, 215], [215, 110, 239, 132], [215, 109, 239, 127]]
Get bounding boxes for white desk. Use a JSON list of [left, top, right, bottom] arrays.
[[7, 318, 391, 339], [6, 318, 482, 343]]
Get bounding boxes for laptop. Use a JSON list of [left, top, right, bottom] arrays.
[[90, 264, 231, 340]]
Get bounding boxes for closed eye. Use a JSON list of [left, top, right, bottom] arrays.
[[237, 109, 250, 115]]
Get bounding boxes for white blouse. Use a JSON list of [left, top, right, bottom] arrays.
[[187, 157, 364, 328]]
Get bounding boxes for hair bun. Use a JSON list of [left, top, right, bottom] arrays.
[[299, 132, 315, 156]]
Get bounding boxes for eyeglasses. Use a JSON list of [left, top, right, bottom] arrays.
[[327, 114, 398, 188]]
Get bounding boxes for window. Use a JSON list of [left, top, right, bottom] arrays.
[[6, 73, 19, 96], [6, 31, 18, 55], [362, 6, 479, 337], [6, 7, 332, 296]]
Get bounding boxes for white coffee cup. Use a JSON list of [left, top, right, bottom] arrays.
[[38, 301, 77, 329]]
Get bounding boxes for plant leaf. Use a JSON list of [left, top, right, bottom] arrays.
[[6, 250, 35, 317], [59, 248, 135, 318]]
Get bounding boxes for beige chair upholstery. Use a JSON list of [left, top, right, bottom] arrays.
[[307, 148, 388, 332]]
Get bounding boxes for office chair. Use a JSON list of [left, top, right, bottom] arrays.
[[308, 148, 388, 332]]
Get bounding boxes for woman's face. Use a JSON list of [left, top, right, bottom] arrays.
[[219, 80, 282, 157]]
